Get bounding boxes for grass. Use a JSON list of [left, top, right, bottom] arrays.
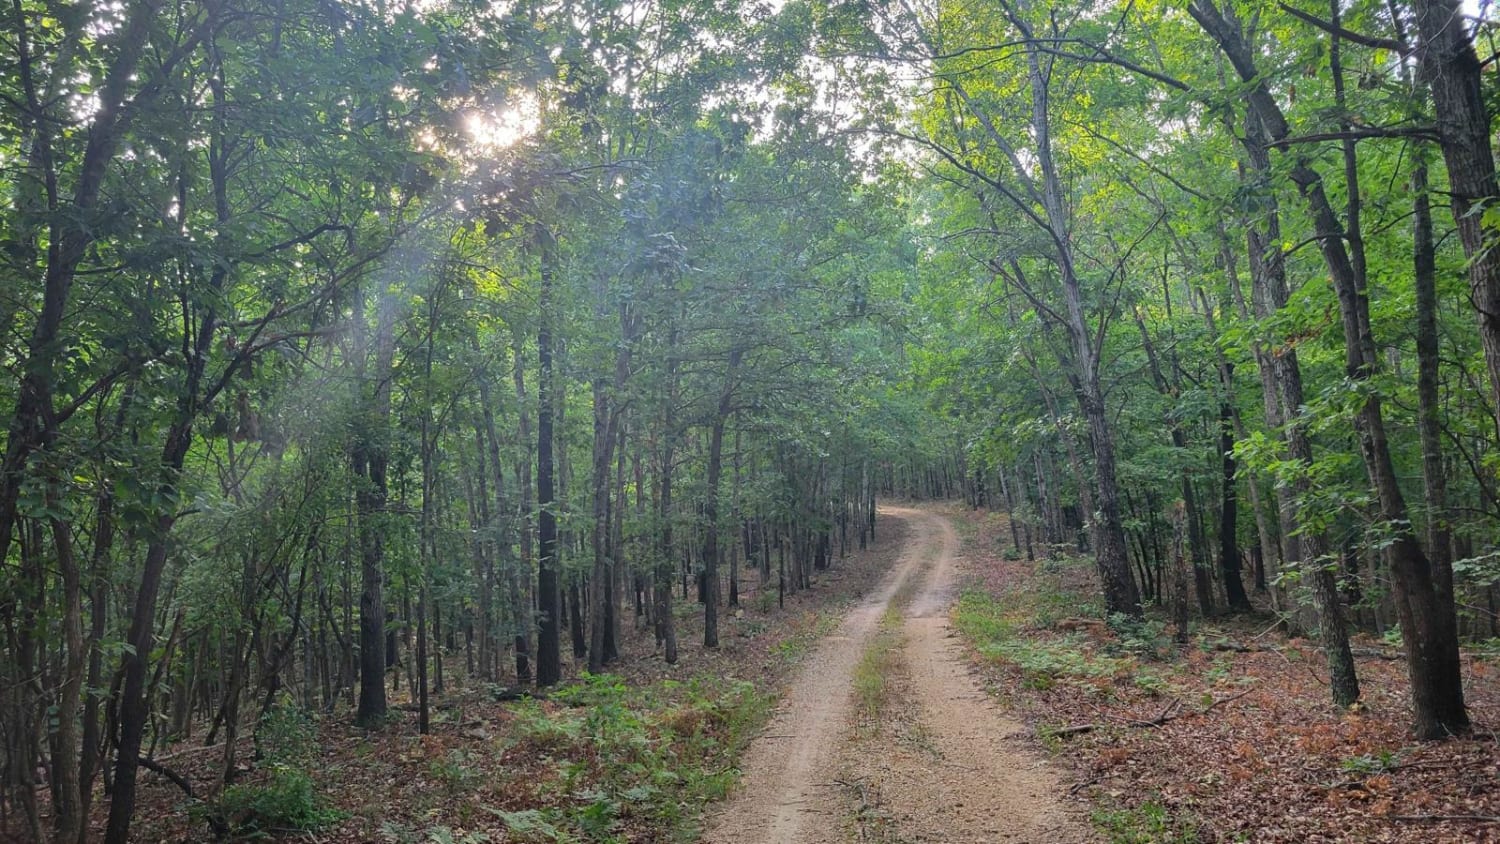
[[854, 606, 905, 729], [953, 590, 1135, 691], [1092, 800, 1201, 844]]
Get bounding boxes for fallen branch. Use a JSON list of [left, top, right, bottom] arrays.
[[1349, 647, 1404, 661], [1067, 774, 1101, 795], [1048, 723, 1096, 737], [136, 755, 199, 800], [1388, 814, 1500, 823], [1126, 698, 1183, 728], [1045, 689, 1254, 738], [1209, 640, 1265, 653], [1201, 687, 1256, 713], [136, 756, 230, 838]]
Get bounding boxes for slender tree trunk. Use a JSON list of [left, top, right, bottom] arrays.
[[535, 231, 562, 687], [655, 324, 680, 664], [1022, 40, 1140, 616], [702, 349, 742, 649], [353, 280, 396, 727], [1408, 164, 1453, 603], [511, 340, 535, 683], [1217, 392, 1249, 610]]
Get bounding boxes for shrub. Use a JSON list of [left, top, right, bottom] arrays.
[[254, 699, 317, 767], [212, 764, 343, 835]]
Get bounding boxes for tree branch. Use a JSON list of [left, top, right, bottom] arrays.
[[1277, 2, 1410, 53]]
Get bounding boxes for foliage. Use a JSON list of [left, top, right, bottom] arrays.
[[495, 673, 770, 840], [209, 765, 345, 837]]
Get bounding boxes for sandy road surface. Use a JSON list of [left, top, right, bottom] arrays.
[[703, 507, 1092, 843]]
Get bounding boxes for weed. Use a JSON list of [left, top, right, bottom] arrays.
[[753, 588, 778, 613], [1340, 750, 1399, 775], [429, 749, 482, 796], [254, 699, 317, 767], [1092, 800, 1199, 844], [1202, 657, 1233, 685], [490, 673, 770, 842], [953, 591, 1019, 644], [380, 821, 492, 844], [206, 764, 344, 836], [1132, 671, 1172, 697], [955, 591, 1132, 687], [1107, 613, 1174, 661], [485, 807, 574, 843]]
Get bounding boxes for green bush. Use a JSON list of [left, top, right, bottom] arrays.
[[212, 764, 343, 835], [1107, 613, 1174, 660]]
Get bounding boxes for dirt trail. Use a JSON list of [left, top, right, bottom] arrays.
[[703, 507, 1092, 844]]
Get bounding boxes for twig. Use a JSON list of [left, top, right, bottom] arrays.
[[1388, 814, 1500, 823], [1049, 723, 1096, 737], [1067, 775, 1101, 795], [1200, 687, 1256, 713], [1126, 698, 1183, 728], [1051, 689, 1253, 738], [1210, 640, 1263, 653]]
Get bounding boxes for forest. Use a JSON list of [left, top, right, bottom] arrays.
[[1, 0, 1497, 841]]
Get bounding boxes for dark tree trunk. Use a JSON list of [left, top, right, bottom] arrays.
[[353, 279, 396, 728], [535, 231, 563, 687], [1412, 163, 1455, 608], [1409, 0, 1500, 427], [511, 340, 535, 683], [702, 349, 741, 649], [1218, 394, 1249, 611]]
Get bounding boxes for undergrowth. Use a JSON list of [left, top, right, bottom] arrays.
[[487, 672, 772, 842], [954, 591, 1135, 690], [198, 700, 345, 838]]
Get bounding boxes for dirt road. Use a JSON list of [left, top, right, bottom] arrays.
[[703, 507, 1092, 843], [702, 509, 1092, 844]]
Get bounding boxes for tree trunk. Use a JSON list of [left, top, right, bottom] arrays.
[[353, 278, 396, 727], [1409, 0, 1500, 426], [511, 340, 535, 683], [702, 349, 742, 649], [1194, 0, 1473, 731], [535, 230, 563, 687]]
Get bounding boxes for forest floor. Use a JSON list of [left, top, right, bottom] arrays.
[[942, 503, 1500, 844], [703, 506, 1092, 844], [53, 516, 912, 843]]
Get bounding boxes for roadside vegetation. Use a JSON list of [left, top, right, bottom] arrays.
[[948, 508, 1500, 844]]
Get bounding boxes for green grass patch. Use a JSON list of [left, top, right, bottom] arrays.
[[1092, 800, 1200, 844], [854, 607, 905, 729], [954, 591, 1133, 689]]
